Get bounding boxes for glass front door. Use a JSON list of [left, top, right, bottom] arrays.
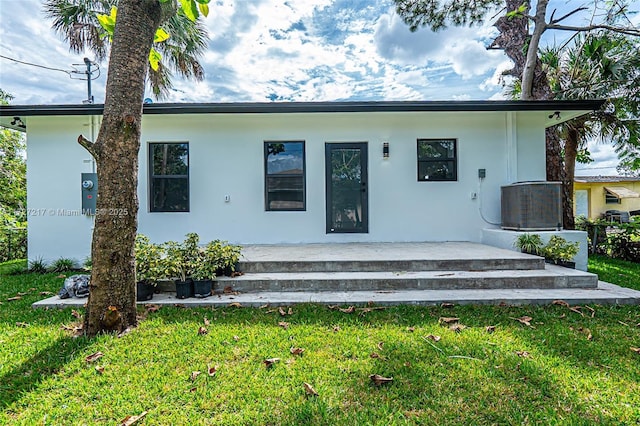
[[325, 143, 368, 233]]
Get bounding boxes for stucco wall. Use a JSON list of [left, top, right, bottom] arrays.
[[25, 110, 548, 262], [574, 181, 640, 219]]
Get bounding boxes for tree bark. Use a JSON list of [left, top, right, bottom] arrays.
[[521, 0, 548, 100], [83, 0, 165, 336], [562, 125, 581, 230]]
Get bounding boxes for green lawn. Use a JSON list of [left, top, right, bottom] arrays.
[[1, 258, 639, 425]]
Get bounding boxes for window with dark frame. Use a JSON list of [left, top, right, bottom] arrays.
[[264, 141, 305, 211], [417, 138, 457, 181], [605, 191, 621, 204], [149, 142, 189, 212]]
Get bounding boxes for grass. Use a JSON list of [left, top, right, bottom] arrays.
[[588, 254, 640, 291], [0, 258, 639, 425]]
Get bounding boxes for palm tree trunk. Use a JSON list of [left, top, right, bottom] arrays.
[[562, 126, 580, 230], [82, 0, 164, 336]]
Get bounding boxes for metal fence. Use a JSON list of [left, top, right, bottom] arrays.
[[0, 227, 27, 262]]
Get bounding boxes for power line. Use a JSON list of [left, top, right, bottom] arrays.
[[0, 54, 73, 75]]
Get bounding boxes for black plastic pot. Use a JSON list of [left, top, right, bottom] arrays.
[[175, 278, 194, 299], [545, 259, 576, 269], [193, 279, 212, 298], [136, 281, 155, 301]]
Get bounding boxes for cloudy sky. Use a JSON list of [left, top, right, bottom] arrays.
[[0, 0, 636, 175]]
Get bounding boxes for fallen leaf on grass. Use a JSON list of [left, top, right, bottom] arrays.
[[259, 304, 269, 309], [228, 302, 242, 308], [339, 306, 355, 314], [569, 306, 585, 316], [39, 291, 53, 296], [512, 316, 533, 327], [56, 274, 67, 279], [120, 411, 147, 426], [584, 306, 596, 318], [441, 302, 455, 308], [630, 347, 640, 354], [263, 358, 280, 368], [552, 300, 570, 307], [85, 351, 104, 363], [449, 324, 466, 333], [439, 317, 459, 325], [233, 335, 240, 341], [145, 304, 160, 312], [117, 327, 132, 338], [188, 386, 197, 392], [333, 326, 340, 332], [71, 309, 82, 319], [278, 321, 289, 329], [290, 347, 305, 356], [425, 334, 441, 342], [303, 382, 318, 396], [190, 371, 201, 381], [370, 374, 393, 386], [198, 326, 208, 335], [515, 351, 530, 358], [15, 322, 29, 328], [485, 325, 496, 334], [95, 366, 105, 374], [377, 342, 384, 350], [7, 296, 22, 302], [407, 327, 415, 332], [204, 317, 210, 326], [207, 365, 218, 376]]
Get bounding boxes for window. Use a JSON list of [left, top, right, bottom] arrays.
[[417, 138, 457, 181], [605, 192, 621, 204], [149, 142, 189, 212], [264, 141, 305, 211]]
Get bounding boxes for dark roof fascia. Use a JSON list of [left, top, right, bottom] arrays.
[[0, 100, 605, 117]]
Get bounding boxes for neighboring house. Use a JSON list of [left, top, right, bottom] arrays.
[[0, 100, 600, 266], [574, 176, 640, 220]]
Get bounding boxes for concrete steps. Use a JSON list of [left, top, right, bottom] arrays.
[[219, 265, 598, 292], [223, 243, 598, 292]]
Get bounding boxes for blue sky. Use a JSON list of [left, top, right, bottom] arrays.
[[1, 0, 638, 174]]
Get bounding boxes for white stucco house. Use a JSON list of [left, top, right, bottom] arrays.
[[0, 100, 602, 269]]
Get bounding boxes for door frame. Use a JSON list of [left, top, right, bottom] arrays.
[[325, 142, 369, 233]]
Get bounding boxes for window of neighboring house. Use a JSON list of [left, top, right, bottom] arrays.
[[417, 138, 457, 181], [605, 192, 621, 204], [149, 142, 189, 212], [264, 141, 305, 211]]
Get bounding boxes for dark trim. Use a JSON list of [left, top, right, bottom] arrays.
[[264, 141, 306, 212], [148, 142, 190, 213], [0, 100, 605, 117], [325, 142, 369, 234]]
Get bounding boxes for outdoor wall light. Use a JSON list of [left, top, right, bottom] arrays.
[[548, 111, 561, 120], [11, 116, 25, 128], [383, 142, 389, 158]]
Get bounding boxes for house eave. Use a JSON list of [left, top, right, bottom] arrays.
[[0, 99, 604, 131]]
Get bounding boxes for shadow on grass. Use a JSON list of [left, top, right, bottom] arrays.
[[0, 336, 93, 410]]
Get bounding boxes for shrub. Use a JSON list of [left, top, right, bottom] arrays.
[[514, 233, 543, 255], [606, 223, 640, 263], [28, 257, 48, 274], [542, 236, 579, 263], [575, 217, 608, 254], [49, 257, 77, 273]]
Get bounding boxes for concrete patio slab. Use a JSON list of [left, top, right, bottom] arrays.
[[33, 280, 640, 309]]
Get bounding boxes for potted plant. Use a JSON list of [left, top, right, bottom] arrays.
[[542, 235, 579, 268], [191, 242, 220, 298], [134, 234, 162, 301], [163, 233, 200, 299], [208, 239, 242, 277], [514, 233, 544, 256]]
